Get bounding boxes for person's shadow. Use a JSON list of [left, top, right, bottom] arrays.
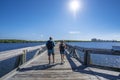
[[66, 52, 120, 80], [18, 63, 60, 72]]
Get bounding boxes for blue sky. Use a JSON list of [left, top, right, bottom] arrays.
[[0, 0, 120, 40]]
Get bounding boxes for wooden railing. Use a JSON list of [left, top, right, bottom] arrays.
[[0, 45, 46, 66], [0, 45, 46, 61], [66, 44, 120, 70], [0, 45, 47, 77]]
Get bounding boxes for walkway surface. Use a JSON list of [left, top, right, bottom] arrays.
[[6, 44, 120, 80]]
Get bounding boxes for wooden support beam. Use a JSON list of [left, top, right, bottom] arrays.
[[84, 50, 90, 66]]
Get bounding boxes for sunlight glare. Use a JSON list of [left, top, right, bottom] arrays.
[[69, 0, 81, 17]]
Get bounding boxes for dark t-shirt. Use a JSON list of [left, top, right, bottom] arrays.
[[59, 43, 66, 51]]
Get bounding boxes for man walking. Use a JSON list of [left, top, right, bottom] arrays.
[[46, 37, 55, 64]]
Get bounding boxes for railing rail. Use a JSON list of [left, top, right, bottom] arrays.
[[0, 45, 46, 61], [66, 44, 120, 70], [0, 45, 47, 77]]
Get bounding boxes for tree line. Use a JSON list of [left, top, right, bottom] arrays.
[[1, 39, 118, 43], [0, 39, 91, 43], [0, 39, 45, 43]]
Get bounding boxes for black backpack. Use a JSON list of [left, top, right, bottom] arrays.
[[46, 41, 54, 49]]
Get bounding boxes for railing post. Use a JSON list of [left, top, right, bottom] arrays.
[[22, 50, 27, 64], [73, 48, 77, 58], [84, 50, 90, 66], [14, 55, 22, 68], [14, 49, 27, 69]]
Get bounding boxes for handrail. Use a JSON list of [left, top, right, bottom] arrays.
[[0, 45, 45, 61], [0, 44, 47, 78], [66, 44, 120, 70]]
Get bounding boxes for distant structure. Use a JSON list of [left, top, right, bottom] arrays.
[[91, 38, 117, 42], [91, 38, 97, 41]]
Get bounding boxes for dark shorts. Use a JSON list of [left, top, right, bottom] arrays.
[[48, 49, 54, 56], [60, 50, 65, 54]]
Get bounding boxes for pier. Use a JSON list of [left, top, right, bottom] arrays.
[[0, 43, 120, 80]]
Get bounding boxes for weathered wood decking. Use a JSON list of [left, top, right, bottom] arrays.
[[3, 44, 120, 80]]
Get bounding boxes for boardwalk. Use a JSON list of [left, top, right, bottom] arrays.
[[4, 44, 120, 80]]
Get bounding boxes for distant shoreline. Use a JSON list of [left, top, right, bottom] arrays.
[[0, 39, 119, 43], [0, 39, 46, 43]]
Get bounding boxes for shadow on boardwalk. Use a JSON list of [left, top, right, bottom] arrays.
[[18, 63, 61, 72], [66, 53, 120, 80], [17, 53, 120, 80]]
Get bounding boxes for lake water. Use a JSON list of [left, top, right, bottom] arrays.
[[67, 42, 120, 69], [67, 42, 120, 49], [0, 43, 45, 52]]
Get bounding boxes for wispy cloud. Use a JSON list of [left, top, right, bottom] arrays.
[[69, 31, 80, 34]]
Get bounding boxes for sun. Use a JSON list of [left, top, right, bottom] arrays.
[[69, 0, 81, 16], [70, 0, 80, 12]]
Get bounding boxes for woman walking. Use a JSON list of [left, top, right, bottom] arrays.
[[59, 40, 66, 64]]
